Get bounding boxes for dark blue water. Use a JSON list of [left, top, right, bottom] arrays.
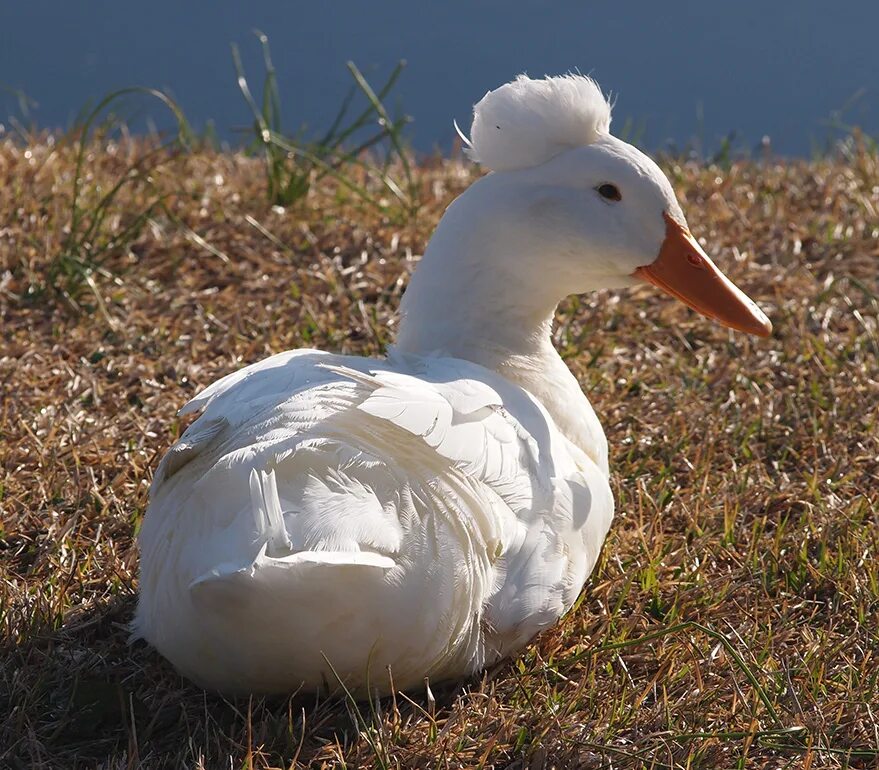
[[1, 1, 876, 156]]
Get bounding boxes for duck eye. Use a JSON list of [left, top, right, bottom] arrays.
[[597, 183, 622, 202]]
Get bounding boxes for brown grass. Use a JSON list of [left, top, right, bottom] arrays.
[[1, 133, 877, 769]]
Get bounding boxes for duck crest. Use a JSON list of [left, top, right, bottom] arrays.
[[465, 73, 612, 172]]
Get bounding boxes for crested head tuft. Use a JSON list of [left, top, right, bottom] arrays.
[[466, 74, 612, 172]]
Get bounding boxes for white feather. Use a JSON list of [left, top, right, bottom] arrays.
[[134, 349, 612, 694], [467, 73, 612, 171]]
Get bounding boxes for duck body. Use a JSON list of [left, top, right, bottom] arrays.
[[134, 347, 612, 693]]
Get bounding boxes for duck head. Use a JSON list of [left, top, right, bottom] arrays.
[[460, 74, 771, 338]]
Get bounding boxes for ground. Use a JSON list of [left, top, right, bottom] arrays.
[[1, 133, 877, 769]]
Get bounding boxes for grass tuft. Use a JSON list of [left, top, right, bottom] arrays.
[[35, 88, 189, 318], [232, 31, 416, 216]]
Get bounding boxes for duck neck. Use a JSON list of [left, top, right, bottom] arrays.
[[395, 247, 561, 373], [395, 186, 607, 469]]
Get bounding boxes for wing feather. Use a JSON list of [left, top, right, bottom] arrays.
[[141, 347, 612, 689]]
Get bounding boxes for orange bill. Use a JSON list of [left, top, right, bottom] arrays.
[[634, 212, 772, 337]]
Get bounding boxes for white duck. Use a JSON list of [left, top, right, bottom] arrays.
[[134, 74, 770, 695]]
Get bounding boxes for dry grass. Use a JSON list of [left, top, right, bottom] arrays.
[[1, 132, 877, 769]]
